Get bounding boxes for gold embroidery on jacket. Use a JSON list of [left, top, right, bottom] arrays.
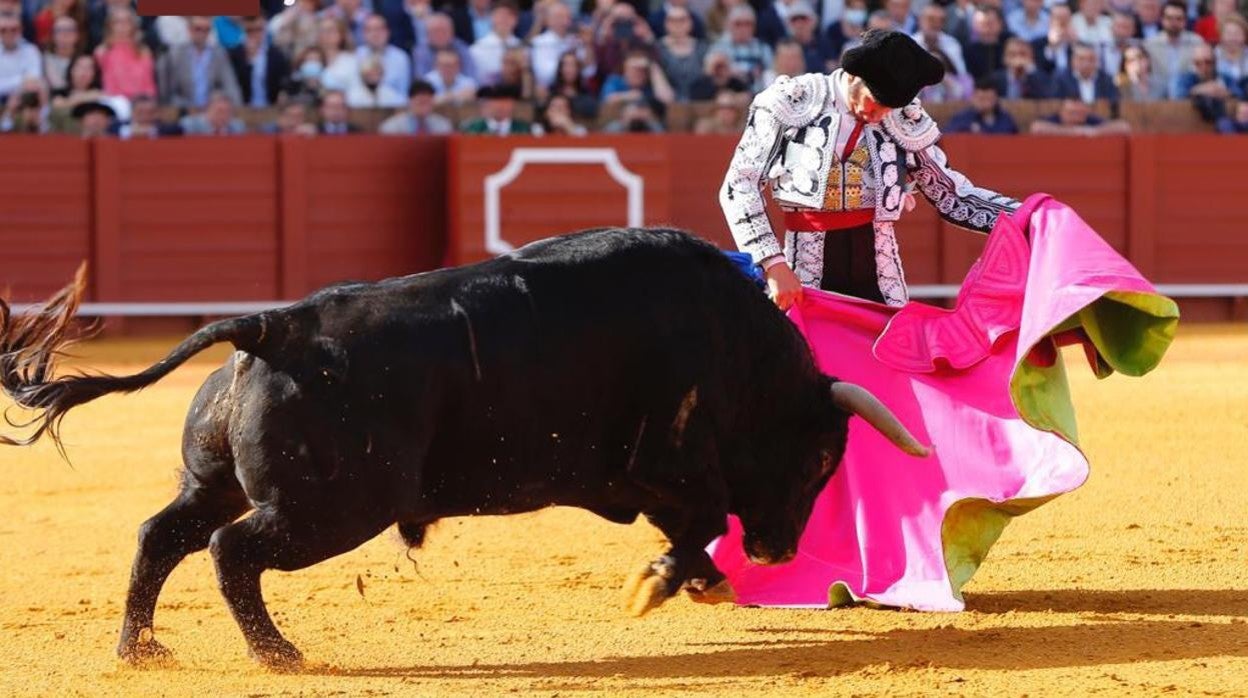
[[823, 142, 872, 211]]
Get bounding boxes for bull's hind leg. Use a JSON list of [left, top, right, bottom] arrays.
[[118, 484, 249, 664], [119, 365, 250, 665], [208, 505, 392, 670]]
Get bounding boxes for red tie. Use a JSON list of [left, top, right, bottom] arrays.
[[842, 119, 865, 161]]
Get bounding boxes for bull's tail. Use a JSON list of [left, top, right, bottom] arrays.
[[0, 265, 267, 454]]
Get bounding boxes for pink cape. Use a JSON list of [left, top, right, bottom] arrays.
[[709, 194, 1179, 611]]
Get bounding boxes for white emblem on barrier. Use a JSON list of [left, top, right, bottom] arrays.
[[483, 147, 645, 255]]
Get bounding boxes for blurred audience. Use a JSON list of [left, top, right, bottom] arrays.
[[72, 97, 113, 136], [1215, 98, 1248, 132], [657, 5, 706, 101], [42, 15, 79, 92], [533, 92, 586, 135], [992, 37, 1051, 99], [462, 83, 530, 134], [603, 96, 665, 132], [1053, 42, 1120, 104], [380, 79, 452, 134], [180, 90, 245, 134], [1146, 0, 1205, 98], [693, 88, 743, 133], [317, 88, 359, 133], [94, 8, 156, 99], [115, 92, 180, 137], [713, 5, 771, 91], [0, 9, 39, 101], [412, 12, 477, 81], [945, 78, 1019, 133], [2, 1, 1244, 140], [357, 13, 410, 97], [1117, 43, 1169, 101], [1031, 97, 1131, 134], [158, 15, 241, 108]]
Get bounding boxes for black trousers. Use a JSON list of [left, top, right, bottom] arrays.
[[817, 223, 885, 303]]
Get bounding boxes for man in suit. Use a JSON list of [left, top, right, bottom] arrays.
[[460, 84, 531, 135], [1032, 2, 1075, 74], [113, 94, 183, 138], [379, 79, 454, 135], [179, 91, 247, 135], [317, 89, 361, 134], [229, 15, 291, 108], [945, 78, 1020, 134], [965, 5, 1011, 80], [912, 3, 967, 77], [1145, 0, 1204, 98], [1031, 97, 1131, 135], [159, 16, 243, 109], [991, 37, 1053, 98], [1053, 41, 1120, 103], [412, 12, 478, 82]]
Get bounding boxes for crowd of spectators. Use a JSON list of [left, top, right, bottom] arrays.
[[2, 0, 1247, 137]]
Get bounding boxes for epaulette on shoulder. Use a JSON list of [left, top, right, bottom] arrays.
[[881, 98, 941, 151], [751, 73, 829, 128]]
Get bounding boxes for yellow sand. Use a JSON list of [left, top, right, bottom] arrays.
[[1, 327, 1245, 697]]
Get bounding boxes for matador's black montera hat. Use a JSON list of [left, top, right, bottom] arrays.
[[840, 30, 945, 108]]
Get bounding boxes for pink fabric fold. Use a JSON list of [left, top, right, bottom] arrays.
[[709, 194, 1174, 611]]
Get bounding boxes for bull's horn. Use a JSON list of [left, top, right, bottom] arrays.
[[832, 382, 931, 457]]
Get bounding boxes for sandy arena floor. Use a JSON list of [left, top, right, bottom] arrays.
[[1, 326, 1246, 697]]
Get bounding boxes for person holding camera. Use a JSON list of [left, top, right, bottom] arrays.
[[602, 96, 665, 132], [594, 2, 655, 84], [1, 76, 48, 133]]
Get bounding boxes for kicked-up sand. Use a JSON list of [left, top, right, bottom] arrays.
[[0, 326, 1245, 697]]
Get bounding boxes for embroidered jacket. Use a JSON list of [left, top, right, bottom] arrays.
[[719, 71, 1020, 305]]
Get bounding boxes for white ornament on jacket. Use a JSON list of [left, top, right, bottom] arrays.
[[719, 71, 1020, 306]]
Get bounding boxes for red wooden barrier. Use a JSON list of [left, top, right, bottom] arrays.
[[0, 137, 92, 301], [94, 136, 281, 301], [281, 136, 447, 297], [1, 134, 1246, 322]]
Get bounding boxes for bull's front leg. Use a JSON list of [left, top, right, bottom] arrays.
[[623, 510, 734, 616]]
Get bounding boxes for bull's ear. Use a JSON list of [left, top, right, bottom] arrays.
[[831, 382, 931, 457]]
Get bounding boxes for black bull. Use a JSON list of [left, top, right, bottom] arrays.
[[0, 228, 927, 669]]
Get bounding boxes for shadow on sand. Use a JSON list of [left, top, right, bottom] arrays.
[[314, 588, 1248, 683]]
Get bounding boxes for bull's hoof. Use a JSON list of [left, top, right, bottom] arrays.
[[250, 638, 304, 672], [627, 574, 669, 617], [623, 558, 676, 617], [117, 628, 177, 669], [685, 578, 737, 605]]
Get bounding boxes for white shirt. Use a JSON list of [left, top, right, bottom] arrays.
[[1216, 46, 1248, 82], [155, 16, 191, 47], [1072, 13, 1113, 47], [345, 82, 406, 108], [321, 52, 363, 93], [531, 30, 578, 88], [911, 31, 968, 76], [469, 32, 522, 86], [820, 0, 845, 31], [424, 69, 477, 97], [0, 40, 42, 97], [1077, 75, 1096, 103], [829, 70, 862, 157], [1006, 8, 1049, 43], [486, 117, 513, 135], [356, 45, 412, 98]]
